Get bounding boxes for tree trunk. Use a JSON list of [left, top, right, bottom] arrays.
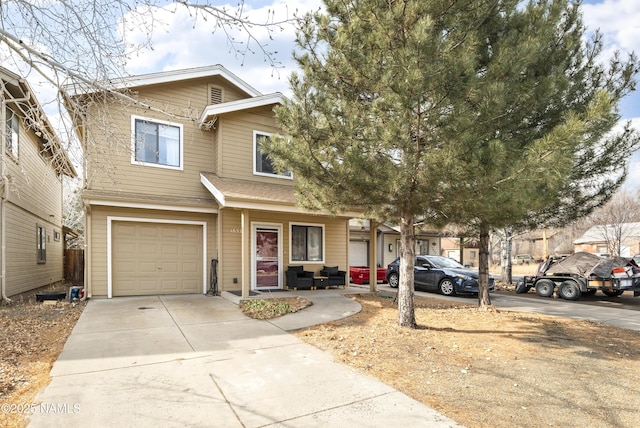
[[500, 228, 512, 284], [478, 226, 493, 308], [397, 214, 417, 328]]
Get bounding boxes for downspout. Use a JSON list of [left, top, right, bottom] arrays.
[[1, 85, 31, 303], [84, 201, 91, 298], [1, 93, 8, 304]]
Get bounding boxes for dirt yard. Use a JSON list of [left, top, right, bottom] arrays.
[[294, 293, 640, 428], [2, 287, 640, 428], [0, 291, 85, 428]]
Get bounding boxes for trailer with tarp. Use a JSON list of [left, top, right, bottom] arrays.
[[515, 252, 640, 300]]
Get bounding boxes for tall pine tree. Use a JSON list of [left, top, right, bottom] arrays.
[[266, 0, 639, 325]]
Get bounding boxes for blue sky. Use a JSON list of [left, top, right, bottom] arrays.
[[120, 0, 638, 188], [123, 1, 639, 120]]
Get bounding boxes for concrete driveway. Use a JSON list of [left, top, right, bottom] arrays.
[[29, 292, 460, 428]]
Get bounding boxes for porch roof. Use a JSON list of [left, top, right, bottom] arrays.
[[200, 172, 361, 217]]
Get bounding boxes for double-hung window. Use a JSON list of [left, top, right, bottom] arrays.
[[5, 106, 19, 158], [254, 131, 291, 178], [291, 224, 324, 262], [132, 116, 183, 169]]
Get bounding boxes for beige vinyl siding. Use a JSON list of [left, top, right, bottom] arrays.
[[84, 105, 215, 200], [217, 108, 291, 183], [4, 203, 63, 297], [4, 119, 63, 225], [218, 208, 349, 291], [382, 234, 400, 267], [219, 209, 243, 290], [83, 76, 251, 199], [3, 116, 64, 296], [87, 206, 217, 298]]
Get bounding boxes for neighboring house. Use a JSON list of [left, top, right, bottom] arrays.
[[511, 228, 566, 261], [574, 223, 640, 257], [1, 67, 77, 299], [69, 65, 358, 298], [349, 219, 441, 268], [440, 237, 479, 267]]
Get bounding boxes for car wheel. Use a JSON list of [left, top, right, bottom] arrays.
[[388, 272, 399, 288], [602, 289, 624, 297], [558, 280, 581, 301], [439, 278, 456, 296], [535, 279, 555, 297]]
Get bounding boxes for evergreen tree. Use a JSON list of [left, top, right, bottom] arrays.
[[266, 0, 639, 325]]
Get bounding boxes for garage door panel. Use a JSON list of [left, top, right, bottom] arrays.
[[116, 280, 136, 293], [140, 279, 160, 292], [181, 262, 199, 273], [117, 261, 137, 274], [139, 225, 160, 237], [139, 261, 158, 273], [182, 244, 199, 256], [140, 243, 158, 255], [118, 242, 138, 255], [162, 227, 179, 238], [161, 244, 179, 256], [161, 280, 179, 291], [112, 221, 203, 297], [161, 262, 178, 273]]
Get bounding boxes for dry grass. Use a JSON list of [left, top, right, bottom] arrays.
[[294, 293, 640, 427], [0, 296, 85, 428]]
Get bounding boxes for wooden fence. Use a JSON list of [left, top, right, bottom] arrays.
[[64, 249, 84, 285]]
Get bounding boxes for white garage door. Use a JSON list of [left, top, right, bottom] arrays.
[[112, 221, 203, 296], [350, 240, 369, 266]]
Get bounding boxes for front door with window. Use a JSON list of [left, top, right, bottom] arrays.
[[253, 225, 282, 290]]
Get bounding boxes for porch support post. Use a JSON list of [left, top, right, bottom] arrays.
[[241, 209, 250, 298], [369, 219, 377, 292]]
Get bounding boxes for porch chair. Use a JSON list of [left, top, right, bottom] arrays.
[[286, 265, 314, 289], [320, 266, 347, 287]]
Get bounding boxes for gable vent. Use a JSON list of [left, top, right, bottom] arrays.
[[209, 86, 223, 105]]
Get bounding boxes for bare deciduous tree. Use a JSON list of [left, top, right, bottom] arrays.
[[584, 190, 640, 257], [1, 0, 298, 231]]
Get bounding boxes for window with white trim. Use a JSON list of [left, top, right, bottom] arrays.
[[254, 131, 291, 178], [132, 116, 183, 169], [291, 224, 324, 262], [36, 225, 46, 264], [5, 106, 19, 158]]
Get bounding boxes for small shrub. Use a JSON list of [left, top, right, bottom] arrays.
[[240, 299, 294, 319]]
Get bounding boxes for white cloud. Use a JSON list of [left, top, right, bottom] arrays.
[[117, 0, 640, 191], [120, 0, 317, 95], [582, 0, 640, 54]]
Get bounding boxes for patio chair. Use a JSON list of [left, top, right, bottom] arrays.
[[320, 266, 347, 287], [286, 265, 314, 289]]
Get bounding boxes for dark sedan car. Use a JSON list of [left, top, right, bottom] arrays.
[[385, 255, 494, 296]]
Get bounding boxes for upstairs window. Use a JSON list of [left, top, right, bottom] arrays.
[[132, 116, 183, 169], [5, 106, 19, 158], [254, 131, 291, 178]]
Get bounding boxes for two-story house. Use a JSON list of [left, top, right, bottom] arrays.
[[70, 65, 356, 299], [1, 67, 77, 300]]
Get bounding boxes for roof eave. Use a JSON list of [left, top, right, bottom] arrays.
[[199, 93, 285, 125]]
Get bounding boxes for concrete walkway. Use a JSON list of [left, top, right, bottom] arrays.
[[29, 290, 461, 428]]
